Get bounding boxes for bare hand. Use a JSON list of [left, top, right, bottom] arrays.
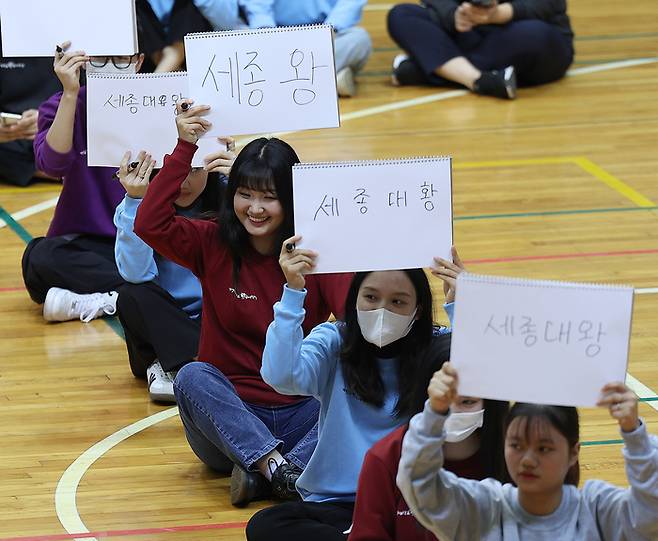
[[431, 246, 466, 304], [175, 99, 212, 144], [597, 382, 640, 433], [118, 150, 155, 199], [0, 109, 39, 142], [460, 2, 499, 27], [203, 137, 236, 175], [428, 362, 458, 415], [53, 41, 88, 95], [279, 235, 317, 291], [455, 5, 474, 32]]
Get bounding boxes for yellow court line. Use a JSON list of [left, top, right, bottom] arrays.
[[573, 157, 656, 207], [0, 184, 62, 195]]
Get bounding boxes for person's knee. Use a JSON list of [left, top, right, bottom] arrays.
[[336, 26, 372, 71], [387, 3, 421, 37], [21, 237, 50, 303], [245, 507, 280, 541]]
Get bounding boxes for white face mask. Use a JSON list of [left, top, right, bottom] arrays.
[[444, 409, 485, 442], [357, 307, 417, 348], [86, 61, 138, 75]]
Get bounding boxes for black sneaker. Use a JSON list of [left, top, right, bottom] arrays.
[[230, 464, 271, 507], [392, 54, 428, 86], [473, 66, 517, 99], [270, 462, 302, 501]]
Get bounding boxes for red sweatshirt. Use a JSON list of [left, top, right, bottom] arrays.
[[134, 139, 353, 406], [348, 424, 485, 541]]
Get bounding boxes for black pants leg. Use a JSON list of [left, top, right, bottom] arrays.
[[21, 235, 125, 304], [116, 281, 201, 378], [246, 501, 354, 541], [0, 140, 37, 186], [387, 4, 573, 87]]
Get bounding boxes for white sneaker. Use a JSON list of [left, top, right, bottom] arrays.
[[43, 287, 118, 323], [391, 53, 409, 86], [146, 361, 177, 403], [336, 66, 356, 97]]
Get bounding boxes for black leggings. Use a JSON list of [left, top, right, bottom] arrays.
[[246, 501, 354, 541], [117, 281, 200, 377], [388, 3, 573, 87]]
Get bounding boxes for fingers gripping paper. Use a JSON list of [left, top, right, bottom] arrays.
[[86, 72, 217, 167], [184, 25, 340, 136], [450, 273, 634, 407], [0, 0, 138, 56], [293, 157, 453, 273]]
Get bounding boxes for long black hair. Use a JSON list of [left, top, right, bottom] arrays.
[[339, 269, 450, 419], [478, 399, 509, 480], [504, 403, 580, 486], [216, 137, 299, 289]]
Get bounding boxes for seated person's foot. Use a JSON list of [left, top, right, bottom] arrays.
[[146, 361, 177, 403], [391, 54, 428, 86], [473, 66, 516, 99], [43, 287, 118, 323], [230, 464, 271, 507], [336, 66, 356, 97], [270, 462, 302, 501]]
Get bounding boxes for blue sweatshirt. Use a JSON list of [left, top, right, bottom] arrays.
[[114, 195, 202, 318], [261, 285, 453, 502], [240, 0, 367, 33], [397, 402, 658, 541]]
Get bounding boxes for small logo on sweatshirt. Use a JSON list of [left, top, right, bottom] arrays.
[[0, 61, 26, 69], [228, 287, 257, 301], [396, 510, 413, 516]]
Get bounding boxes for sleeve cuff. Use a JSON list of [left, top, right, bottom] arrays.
[[123, 195, 143, 212], [281, 284, 307, 307], [621, 419, 651, 455], [443, 302, 455, 326], [248, 14, 276, 28], [40, 140, 76, 173], [421, 399, 449, 437], [172, 138, 198, 164]]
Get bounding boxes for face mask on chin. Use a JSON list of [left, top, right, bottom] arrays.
[[85, 62, 138, 75], [357, 307, 417, 348], [444, 409, 485, 442]]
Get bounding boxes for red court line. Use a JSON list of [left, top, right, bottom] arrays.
[[0, 521, 248, 541], [463, 247, 658, 265], [0, 286, 26, 293]]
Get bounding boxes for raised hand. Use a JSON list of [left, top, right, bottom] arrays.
[[428, 362, 458, 415], [118, 150, 155, 199], [53, 41, 88, 95], [203, 136, 237, 175], [175, 99, 212, 143], [279, 235, 317, 291], [597, 382, 640, 433], [431, 245, 466, 303]]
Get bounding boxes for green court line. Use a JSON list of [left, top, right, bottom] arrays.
[[455, 206, 658, 221], [582, 439, 624, 446], [0, 202, 125, 340], [640, 397, 658, 402], [0, 205, 34, 244]]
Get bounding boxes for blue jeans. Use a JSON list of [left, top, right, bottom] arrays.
[[174, 362, 319, 473]]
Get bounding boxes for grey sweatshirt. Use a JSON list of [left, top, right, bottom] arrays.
[[396, 402, 658, 541]]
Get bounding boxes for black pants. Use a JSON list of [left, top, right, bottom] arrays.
[[117, 281, 201, 378], [246, 501, 354, 541], [0, 140, 37, 186], [388, 4, 573, 87], [136, 0, 212, 72], [21, 235, 125, 304]]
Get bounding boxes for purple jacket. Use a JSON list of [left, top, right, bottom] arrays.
[[33, 86, 125, 238]]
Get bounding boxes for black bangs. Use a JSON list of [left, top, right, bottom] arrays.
[[235, 159, 277, 194]]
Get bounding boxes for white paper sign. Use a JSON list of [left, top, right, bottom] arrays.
[[450, 273, 634, 407], [87, 72, 218, 168], [184, 24, 339, 136], [293, 157, 453, 273], [0, 0, 138, 57]]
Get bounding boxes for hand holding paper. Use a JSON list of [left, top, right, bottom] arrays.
[[431, 246, 466, 304], [279, 235, 317, 291], [597, 382, 640, 433], [175, 100, 211, 144], [118, 151, 155, 199], [428, 362, 458, 415]]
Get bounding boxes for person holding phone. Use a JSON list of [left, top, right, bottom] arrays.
[[387, 0, 574, 99], [0, 25, 61, 186]]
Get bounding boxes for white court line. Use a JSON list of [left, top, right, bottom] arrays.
[[55, 55, 658, 540], [567, 57, 658, 76], [55, 407, 179, 541], [626, 374, 658, 413], [0, 196, 59, 228], [363, 3, 392, 11], [636, 287, 658, 295]]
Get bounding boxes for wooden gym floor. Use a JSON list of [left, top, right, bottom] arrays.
[[1, 1, 657, 539]]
